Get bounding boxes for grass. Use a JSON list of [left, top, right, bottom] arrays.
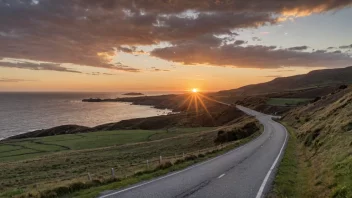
[[0, 123, 256, 197], [0, 128, 214, 162], [267, 98, 313, 106], [71, 130, 262, 198], [269, 122, 310, 198], [271, 119, 352, 198]]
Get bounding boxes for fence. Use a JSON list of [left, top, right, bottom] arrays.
[[84, 142, 232, 182]]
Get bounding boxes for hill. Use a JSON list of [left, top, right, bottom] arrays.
[[219, 66, 352, 95], [272, 85, 352, 197]]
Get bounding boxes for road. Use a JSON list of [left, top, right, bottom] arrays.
[[99, 105, 288, 198]]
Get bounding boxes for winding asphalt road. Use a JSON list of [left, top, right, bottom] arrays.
[[99, 105, 288, 198]]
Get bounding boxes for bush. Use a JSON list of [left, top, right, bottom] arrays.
[[185, 155, 198, 161], [51, 186, 70, 196], [215, 122, 259, 143], [174, 159, 185, 165], [156, 161, 173, 170], [68, 182, 86, 192], [339, 85, 348, 90], [198, 153, 205, 158]]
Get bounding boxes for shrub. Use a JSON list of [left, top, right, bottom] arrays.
[[198, 153, 205, 158], [174, 159, 185, 165], [68, 182, 86, 192], [185, 155, 198, 161], [51, 186, 70, 196], [156, 161, 173, 170]]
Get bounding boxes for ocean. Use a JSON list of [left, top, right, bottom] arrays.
[[0, 92, 173, 140]]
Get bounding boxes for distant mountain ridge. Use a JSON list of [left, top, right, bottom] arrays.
[[219, 66, 352, 95]]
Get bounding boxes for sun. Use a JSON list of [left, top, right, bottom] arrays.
[[192, 88, 198, 93]]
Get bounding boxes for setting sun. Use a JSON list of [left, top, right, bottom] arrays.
[[192, 88, 198, 93]]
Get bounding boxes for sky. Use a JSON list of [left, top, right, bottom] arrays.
[[0, 0, 352, 92]]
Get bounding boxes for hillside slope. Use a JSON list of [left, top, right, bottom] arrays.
[[219, 66, 352, 95], [282, 86, 352, 197]]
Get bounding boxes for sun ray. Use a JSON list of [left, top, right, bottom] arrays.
[[194, 95, 199, 115], [187, 95, 195, 111], [195, 94, 214, 120], [178, 94, 192, 109]]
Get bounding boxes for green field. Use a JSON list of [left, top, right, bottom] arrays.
[[0, 127, 228, 197], [267, 98, 313, 106], [0, 119, 261, 198], [0, 128, 214, 162]]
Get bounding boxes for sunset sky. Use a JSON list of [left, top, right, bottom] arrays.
[[1, 0, 352, 92]]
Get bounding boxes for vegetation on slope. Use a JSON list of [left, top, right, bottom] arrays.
[[272, 85, 352, 197], [267, 98, 313, 106], [219, 66, 352, 95]]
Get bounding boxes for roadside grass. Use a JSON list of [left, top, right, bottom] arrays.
[[271, 121, 352, 198], [269, 122, 308, 198], [0, 122, 253, 197], [0, 128, 214, 162], [267, 98, 313, 106]]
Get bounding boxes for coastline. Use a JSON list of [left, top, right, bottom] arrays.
[[2, 93, 245, 141], [1, 99, 175, 141]]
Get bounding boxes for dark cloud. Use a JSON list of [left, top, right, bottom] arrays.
[[1, 0, 351, 70], [0, 78, 37, 83], [151, 35, 352, 68], [0, 61, 81, 73], [314, 50, 327, 53], [287, 46, 309, 51], [234, 40, 246, 45], [252, 37, 262, 41], [339, 44, 352, 49], [327, 46, 335, 49]]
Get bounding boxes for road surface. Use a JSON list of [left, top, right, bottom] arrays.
[[99, 105, 288, 198]]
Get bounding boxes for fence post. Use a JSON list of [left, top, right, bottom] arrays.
[[159, 155, 162, 164], [147, 160, 149, 169], [111, 168, 115, 178], [88, 173, 92, 181]]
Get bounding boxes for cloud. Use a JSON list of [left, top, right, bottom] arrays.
[[276, 69, 295, 72], [149, 67, 170, 72], [287, 46, 309, 51], [0, 61, 81, 73], [262, 75, 282, 78], [114, 62, 140, 72], [0, 78, 37, 83], [339, 44, 352, 49], [233, 40, 246, 46], [252, 37, 262, 42], [118, 46, 147, 55], [0, 0, 351, 70], [86, 72, 116, 76], [151, 35, 352, 69]]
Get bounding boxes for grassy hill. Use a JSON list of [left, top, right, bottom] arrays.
[[219, 66, 352, 96], [271, 85, 352, 197]]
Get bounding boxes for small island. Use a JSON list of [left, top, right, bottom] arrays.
[[122, 92, 144, 96]]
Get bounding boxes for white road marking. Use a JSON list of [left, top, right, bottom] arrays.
[[255, 122, 288, 198], [218, 174, 225, 179]]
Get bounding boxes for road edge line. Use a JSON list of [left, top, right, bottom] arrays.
[[255, 120, 289, 198]]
